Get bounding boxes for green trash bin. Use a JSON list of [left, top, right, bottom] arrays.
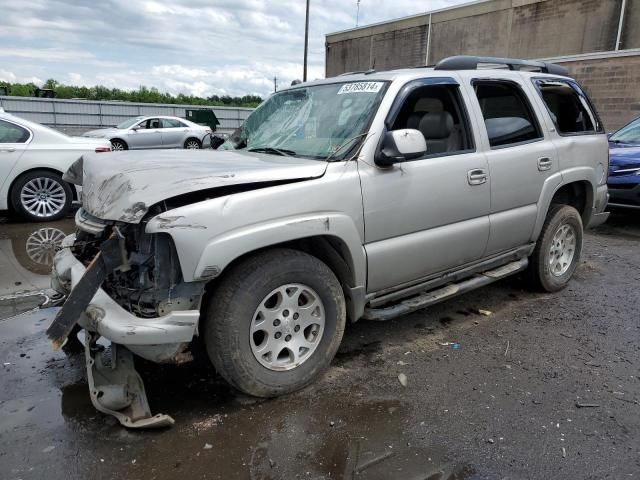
[[185, 108, 220, 131]]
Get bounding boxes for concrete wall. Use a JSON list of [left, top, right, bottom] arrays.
[[0, 96, 253, 136]]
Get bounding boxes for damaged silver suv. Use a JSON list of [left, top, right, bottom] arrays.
[[49, 56, 609, 427]]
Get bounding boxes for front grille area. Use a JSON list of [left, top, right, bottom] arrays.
[[72, 225, 205, 318]]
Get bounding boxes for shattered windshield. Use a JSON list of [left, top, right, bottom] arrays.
[[221, 81, 388, 160]]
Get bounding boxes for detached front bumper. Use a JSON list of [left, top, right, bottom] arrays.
[[51, 234, 200, 362]]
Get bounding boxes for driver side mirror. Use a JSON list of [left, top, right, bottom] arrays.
[[132, 125, 142, 131], [375, 129, 427, 167]]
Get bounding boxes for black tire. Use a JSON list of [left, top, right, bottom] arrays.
[[184, 138, 202, 149], [527, 204, 583, 292], [203, 248, 346, 397], [110, 139, 128, 151], [10, 170, 73, 222]]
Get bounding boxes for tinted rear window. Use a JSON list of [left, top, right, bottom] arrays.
[[474, 81, 543, 148]]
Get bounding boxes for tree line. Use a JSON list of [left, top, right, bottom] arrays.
[[0, 79, 263, 108]]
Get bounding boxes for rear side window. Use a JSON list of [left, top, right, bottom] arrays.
[[162, 118, 187, 128], [473, 81, 542, 148], [0, 120, 30, 143], [534, 79, 602, 135]]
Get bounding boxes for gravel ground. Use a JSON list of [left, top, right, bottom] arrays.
[[0, 210, 638, 479]]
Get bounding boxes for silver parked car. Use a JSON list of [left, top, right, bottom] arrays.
[[50, 56, 609, 427], [82, 116, 212, 150]]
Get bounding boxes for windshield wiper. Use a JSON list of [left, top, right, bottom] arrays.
[[248, 147, 297, 157]]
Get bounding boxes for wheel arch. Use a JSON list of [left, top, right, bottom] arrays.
[[549, 180, 592, 222], [198, 231, 366, 323], [532, 170, 595, 241], [110, 138, 128, 149], [8, 167, 78, 205], [184, 137, 202, 148]]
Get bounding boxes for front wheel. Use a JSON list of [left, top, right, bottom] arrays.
[[110, 139, 127, 151], [184, 138, 202, 149], [527, 204, 583, 292], [204, 249, 346, 397]]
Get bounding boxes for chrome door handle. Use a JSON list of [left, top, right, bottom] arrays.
[[0, 147, 16, 153], [537, 157, 552, 171], [467, 169, 488, 186]]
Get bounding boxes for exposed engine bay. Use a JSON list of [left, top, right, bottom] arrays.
[[71, 211, 205, 319]]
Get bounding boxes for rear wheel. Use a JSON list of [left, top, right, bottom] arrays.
[[10, 170, 73, 222], [185, 138, 201, 149], [110, 139, 127, 151], [527, 204, 583, 292], [203, 249, 346, 397]]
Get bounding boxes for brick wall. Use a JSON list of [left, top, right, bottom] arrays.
[[562, 55, 640, 131]]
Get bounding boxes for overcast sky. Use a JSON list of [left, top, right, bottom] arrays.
[[0, 0, 467, 98]]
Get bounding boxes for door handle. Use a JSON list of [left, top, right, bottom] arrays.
[[537, 157, 552, 171], [0, 147, 16, 153], [467, 169, 488, 186]]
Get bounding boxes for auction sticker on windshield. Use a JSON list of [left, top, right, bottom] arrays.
[[337, 82, 384, 95]]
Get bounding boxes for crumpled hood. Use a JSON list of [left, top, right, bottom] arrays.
[[68, 149, 328, 223]]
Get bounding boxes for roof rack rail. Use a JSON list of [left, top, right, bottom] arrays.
[[338, 69, 376, 76], [434, 56, 569, 76]]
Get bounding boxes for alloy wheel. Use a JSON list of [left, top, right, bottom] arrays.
[[250, 283, 326, 371], [547, 223, 577, 277], [20, 177, 67, 218]]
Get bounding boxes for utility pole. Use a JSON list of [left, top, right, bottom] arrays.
[[356, 0, 361, 27], [273, 76, 278, 92], [303, 0, 310, 82]]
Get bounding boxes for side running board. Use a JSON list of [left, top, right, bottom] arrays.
[[362, 258, 528, 322]]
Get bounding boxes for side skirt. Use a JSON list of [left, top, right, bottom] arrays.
[[362, 258, 528, 322]]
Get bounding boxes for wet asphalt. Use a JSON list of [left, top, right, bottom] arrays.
[[0, 210, 638, 480]]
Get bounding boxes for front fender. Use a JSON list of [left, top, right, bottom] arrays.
[[191, 212, 366, 286]]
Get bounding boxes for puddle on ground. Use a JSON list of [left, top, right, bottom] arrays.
[[0, 308, 483, 480], [0, 218, 75, 315]]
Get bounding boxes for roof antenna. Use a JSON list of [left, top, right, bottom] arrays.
[[356, 0, 361, 27]]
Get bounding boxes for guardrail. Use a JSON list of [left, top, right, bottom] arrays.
[[0, 96, 253, 135]]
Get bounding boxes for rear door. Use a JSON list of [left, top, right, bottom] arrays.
[[160, 118, 188, 148], [464, 75, 559, 256], [0, 119, 30, 199], [361, 78, 491, 293]]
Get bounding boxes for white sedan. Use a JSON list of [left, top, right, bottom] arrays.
[[0, 109, 112, 222]]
